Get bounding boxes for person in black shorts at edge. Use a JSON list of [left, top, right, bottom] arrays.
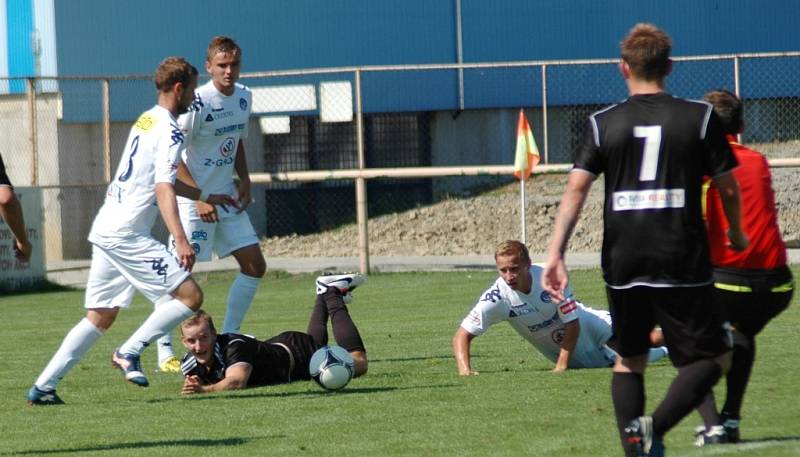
[[180, 274, 367, 393], [692, 89, 794, 446], [541, 23, 749, 457]]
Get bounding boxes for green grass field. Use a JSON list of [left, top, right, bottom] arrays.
[[2, 268, 798, 456]]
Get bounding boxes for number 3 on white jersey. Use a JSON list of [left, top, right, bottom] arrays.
[[634, 126, 661, 181]]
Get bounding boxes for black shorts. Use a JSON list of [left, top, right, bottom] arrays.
[[713, 265, 794, 337], [267, 331, 322, 381], [0, 153, 11, 187], [607, 284, 731, 367]]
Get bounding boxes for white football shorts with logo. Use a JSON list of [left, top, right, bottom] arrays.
[[171, 209, 258, 261], [84, 237, 191, 308]]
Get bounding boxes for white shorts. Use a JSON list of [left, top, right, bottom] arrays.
[[170, 208, 258, 261], [84, 238, 191, 308]]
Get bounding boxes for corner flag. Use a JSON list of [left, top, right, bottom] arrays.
[[513, 109, 540, 181]]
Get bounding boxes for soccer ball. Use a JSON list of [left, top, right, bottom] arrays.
[[309, 345, 355, 391]]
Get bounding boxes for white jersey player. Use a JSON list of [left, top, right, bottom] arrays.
[[28, 57, 237, 406], [157, 36, 266, 373], [453, 241, 667, 375]]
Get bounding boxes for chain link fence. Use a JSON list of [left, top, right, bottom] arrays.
[[3, 52, 799, 265]]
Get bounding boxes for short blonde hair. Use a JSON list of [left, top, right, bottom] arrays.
[[494, 240, 531, 264], [153, 56, 197, 92], [180, 309, 217, 336]]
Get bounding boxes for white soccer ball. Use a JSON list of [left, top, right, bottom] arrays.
[[309, 345, 355, 391]]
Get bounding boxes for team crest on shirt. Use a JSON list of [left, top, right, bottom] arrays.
[[551, 328, 565, 345], [240, 98, 248, 110], [220, 137, 236, 157], [540, 291, 552, 303]]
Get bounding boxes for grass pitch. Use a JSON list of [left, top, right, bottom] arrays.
[[2, 268, 799, 456]]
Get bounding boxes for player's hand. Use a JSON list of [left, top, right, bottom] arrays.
[[196, 200, 219, 223], [174, 239, 196, 272], [181, 375, 204, 395], [204, 194, 240, 217], [727, 229, 749, 252], [14, 238, 32, 262], [541, 259, 569, 302], [236, 181, 252, 214]]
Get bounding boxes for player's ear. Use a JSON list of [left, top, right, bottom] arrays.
[[618, 61, 631, 79]]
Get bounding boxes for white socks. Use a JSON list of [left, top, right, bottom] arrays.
[[118, 298, 194, 356], [222, 272, 261, 334], [154, 296, 177, 364], [35, 318, 104, 391]]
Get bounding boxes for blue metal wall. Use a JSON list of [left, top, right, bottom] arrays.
[[51, 0, 800, 121]]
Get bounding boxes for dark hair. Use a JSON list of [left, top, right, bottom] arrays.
[[154, 56, 198, 92], [620, 23, 672, 81], [207, 36, 242, 61], [494, 240, 531, 264], [703, 89, 743, 135]]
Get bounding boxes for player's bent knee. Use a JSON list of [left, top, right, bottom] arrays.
[[173, 278, 204, 310]]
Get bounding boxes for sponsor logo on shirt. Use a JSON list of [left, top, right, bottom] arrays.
[[612, 188, 685, 211], [540, 291, 552, 303], [205, 114, 214, 122], [134, 114, 156, 132], [240, 98, 248, 110], [189, 94, 204, 112], [214, 123, 246, 136], [191, 230, 208, 241], [170, 123, 184, 147], [527, 311, 559, 333], [508, 303, 535, 318]]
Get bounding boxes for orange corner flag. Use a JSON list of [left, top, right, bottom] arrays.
[[513, 109, 540, 181]]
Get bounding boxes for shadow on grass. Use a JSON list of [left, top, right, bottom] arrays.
[[371, 354, 454, 363], [0, 279, 76, 295], [7, 437, 253, 455], [145, 384, 458, 404]]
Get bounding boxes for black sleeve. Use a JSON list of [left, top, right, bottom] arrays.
[[0, 153, 11, 187], [573, 117, 604, 175]]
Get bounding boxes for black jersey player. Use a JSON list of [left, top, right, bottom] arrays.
[[180, 274, 367, 393], [542, 23, 748, 457]]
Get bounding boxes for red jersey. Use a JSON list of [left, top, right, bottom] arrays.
[[704, 135, 787, 269]]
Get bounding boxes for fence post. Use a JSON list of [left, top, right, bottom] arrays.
[[541, 64, 549, 164], [355, 70, 370, 274], [733, 55, 742, 143], [27, 78, 38, 185], [102, 79, 112, 183]]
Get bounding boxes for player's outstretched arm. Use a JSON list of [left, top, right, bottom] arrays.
[[453, 327, 479, 376], [181, 363, 253, 394]]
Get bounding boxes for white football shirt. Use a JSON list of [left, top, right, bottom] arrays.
[[89, 105, 184, 246], [460, 264, 616, 368], [176, 80, 251, 219]]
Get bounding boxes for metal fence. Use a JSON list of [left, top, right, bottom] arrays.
[[3, 52, 800, 271]]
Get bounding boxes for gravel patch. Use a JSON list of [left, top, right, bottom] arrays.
[[262, 168, 800, 257]]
